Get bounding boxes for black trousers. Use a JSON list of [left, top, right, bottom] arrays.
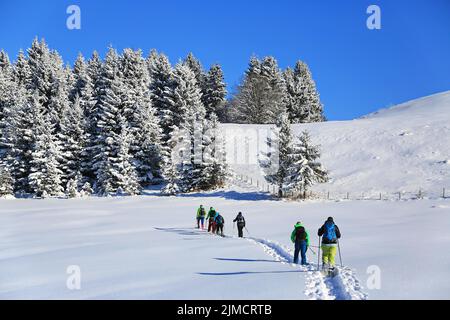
[[216, 224, 224, 235], [237, 226, 244, 237]]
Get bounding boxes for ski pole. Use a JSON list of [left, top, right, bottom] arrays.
[[308, 246, 316, 255], [337, 239, 343, 267], [244, 227, 251, 236], [317, 236, 321, 271]]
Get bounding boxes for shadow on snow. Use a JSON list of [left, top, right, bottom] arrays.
[[197, 270, 306, 276], [214, 257, 281, 263]]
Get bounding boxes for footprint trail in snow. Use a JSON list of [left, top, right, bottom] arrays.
[[244, 237, 368, 300]]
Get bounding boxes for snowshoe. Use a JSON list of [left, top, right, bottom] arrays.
[[326, 266, 339, 278]]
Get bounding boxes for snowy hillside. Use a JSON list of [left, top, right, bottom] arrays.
[[2, 91, 450, 300], [223, 91, 450, 198]]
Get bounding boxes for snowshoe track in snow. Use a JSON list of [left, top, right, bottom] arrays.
[[246, 237, 368, 300]]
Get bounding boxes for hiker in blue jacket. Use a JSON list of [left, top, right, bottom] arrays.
[[214, 212, 225, 237]]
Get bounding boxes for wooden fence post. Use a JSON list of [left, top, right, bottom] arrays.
[[379, 193, 382, 200], [398, 192, 401, 200], [327, 192, 330, 200], [443, 188, 446, 199], [346, 192, 349, 200]]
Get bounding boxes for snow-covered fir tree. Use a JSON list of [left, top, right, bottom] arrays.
[[161, 125, 183, 196], [230, 56, 286, 124], [92, 48, 140, 195], [111, 119, 140, 195], [80, 181, 93, 197], [80, 51, 103, 183], [65, 177, 79, 198], [289, 130, 328, 195], [0, 87, 35, 193], [28, 95, 64, 198], [12, 50, 29, 86], [259, 111, 295, 197], [120, 49, 163, 186], [26, 38, 67, 129], [284, 61, 324, 123], [58, 96, 85, 187], [167, 64, 206, 191], [183, 52, 206, 97], [0, 51, 13, 153], [203, 64, 227, 119], [0, 166, 14, 197], [200, 113, 228, 189], [147, 50, 174, 142], [70, 53, 94, 113], [260, 113, 328, 198]]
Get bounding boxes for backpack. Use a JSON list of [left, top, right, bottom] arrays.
[[236, 215, 245, 225], [216, 215, 224, 225], [323, 222, 336, 242], [295, 226, 307, 241], [199, 208, 206, 217]]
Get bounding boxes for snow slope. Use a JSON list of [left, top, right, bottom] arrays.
[[223, 91, 450, 198], [2, 91, 450, 300], [1, 186, 450, 299]]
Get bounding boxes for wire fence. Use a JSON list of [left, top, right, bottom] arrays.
[[234, 174, 450, 201]]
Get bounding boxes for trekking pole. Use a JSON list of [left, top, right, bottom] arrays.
[[337, 239, 343, 267], [317, 236, 321, 271], [244, 227, 251, 237], [309, 246, 316, 255]]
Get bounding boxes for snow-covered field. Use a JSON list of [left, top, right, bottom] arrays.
[[1, 187, 449, 299], [224, 91, 450, 198], [2, 91, 450, 300]]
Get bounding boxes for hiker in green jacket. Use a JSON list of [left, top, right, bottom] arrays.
[[290, 221, 310, 265], [206, 207, 217, 232], [196, 205, 206, 229]]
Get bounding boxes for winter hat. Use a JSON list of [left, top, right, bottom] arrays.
[[327, 217, 334, 222]]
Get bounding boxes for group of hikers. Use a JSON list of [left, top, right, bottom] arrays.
[[195, 205, 341, 270], [196, 205, 246, 237]]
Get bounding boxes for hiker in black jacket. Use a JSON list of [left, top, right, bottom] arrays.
[[233, 212, 246, 238], [318, 217, 341, 268]]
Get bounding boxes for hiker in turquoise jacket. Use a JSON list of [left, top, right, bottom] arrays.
[[291, 222, 310, 265]]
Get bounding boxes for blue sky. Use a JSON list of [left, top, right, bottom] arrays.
[[1, 0, 449, 120]]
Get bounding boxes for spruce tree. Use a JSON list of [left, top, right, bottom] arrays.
[[1, 88, 36, 193], [28, 96, 64, 198], [289, 130, 328, 195], [0, 166, 14, 197], [161, 125, 182, 195], [12, 50, 29, 86], [200, 113, 228, 189], [147, 50, 174, 142], [285, 61, 324, 123], [203, 64, 227, 119], [121, 49, 163, 185], [183, 52, 206, 96], [259, 111, 294, 197], [166, 64, 207, 192], [58, 96, 85, 187], [0, 51, 13, 153], [65, 177, 79, 198], [231, 56, 286, 124], [80, 51, 103, 183]]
